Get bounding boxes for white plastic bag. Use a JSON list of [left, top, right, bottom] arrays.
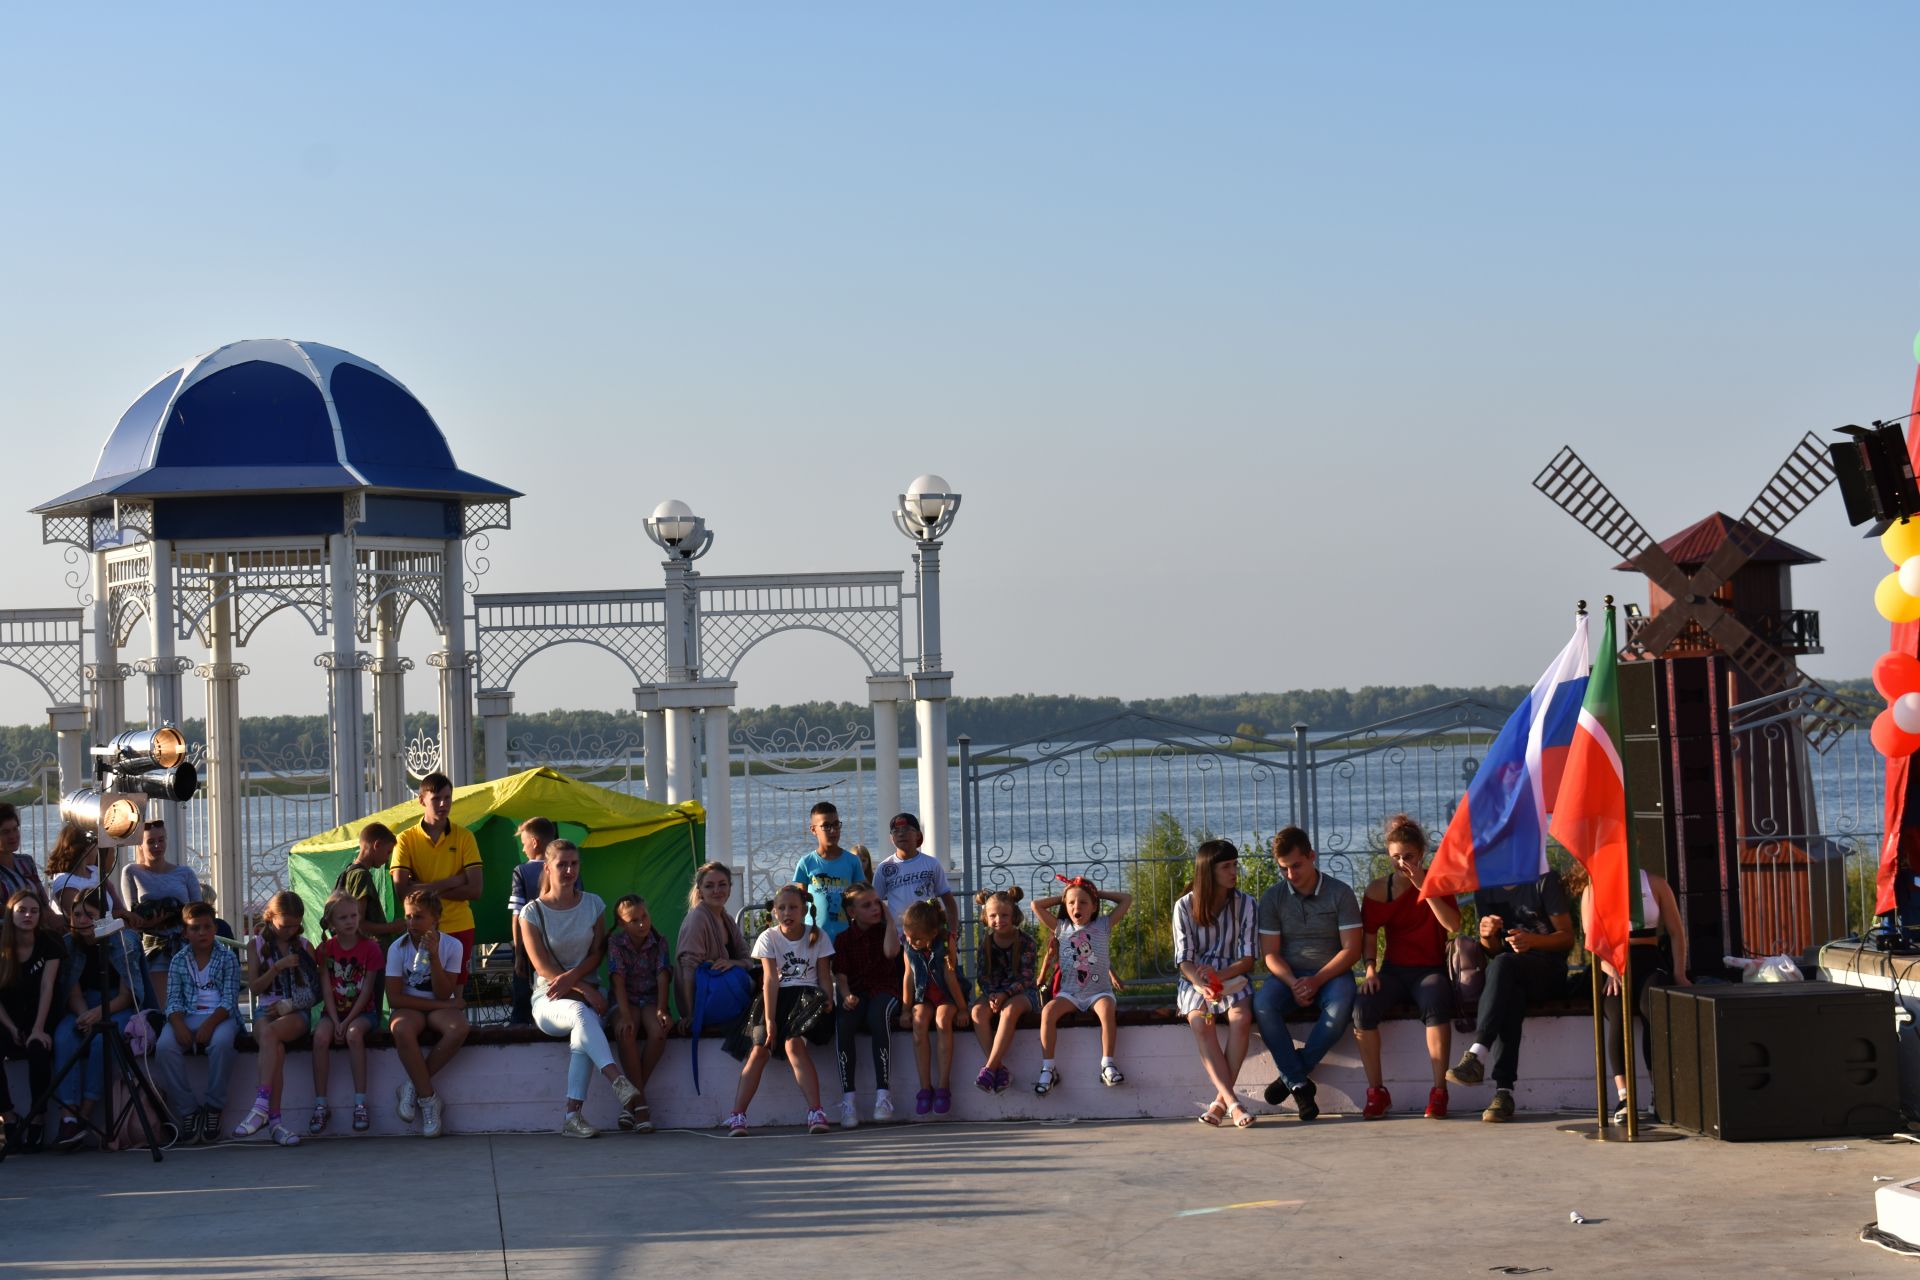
[[1724, 954, 1804, 983]]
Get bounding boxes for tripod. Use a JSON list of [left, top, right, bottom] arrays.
[[28, 925, 172, 1163]]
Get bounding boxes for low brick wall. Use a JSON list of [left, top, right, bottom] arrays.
[[8, 1000, 1637, 1137]]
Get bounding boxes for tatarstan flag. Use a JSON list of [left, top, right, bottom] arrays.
[[1549, 606, 1639, 973]]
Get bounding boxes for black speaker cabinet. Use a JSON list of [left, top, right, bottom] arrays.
[[1648, 982, 1900, 1141]]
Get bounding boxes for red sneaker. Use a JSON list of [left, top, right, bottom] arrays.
[[1425, 1086, 1449, 1119], [1362, 1086, 1391, 1120]]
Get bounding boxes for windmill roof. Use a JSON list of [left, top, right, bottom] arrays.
[[1612, 511, 1822, 571]]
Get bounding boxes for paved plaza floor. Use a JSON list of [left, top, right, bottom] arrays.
[[1, 1110, 1913, 1279]]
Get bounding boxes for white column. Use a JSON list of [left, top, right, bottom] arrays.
[[143, 539, 185, 729], [47, 704, 89, 794], [665, 706, 695, 803], [326, 533, 366, 825], [867, 673, 910, 846], [435, 538, 475, 786], [370, 594, 408, 807], [703, 698, 734, 864], [635, 687, 666, 803], [87, 549, 126, 741], [199, 557, 246, 923], [912, 672, 953, 869], [478, 688, 514, 782]]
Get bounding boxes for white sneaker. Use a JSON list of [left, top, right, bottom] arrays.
[[872, 1093, 895, 1123], [560, 1111, 599, 1139], [420, 1094, 444, 1138], [611, 1075, 643, 1111], [396, 1080, 418, 1124], [838, 1097, 860, 1129]]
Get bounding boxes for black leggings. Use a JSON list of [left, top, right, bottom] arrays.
[[0, 1025, 53, 1116], [836, 994, 898, 1092], [1601, 940, 1671, 1078], [1474, 949, 1567, 1089]]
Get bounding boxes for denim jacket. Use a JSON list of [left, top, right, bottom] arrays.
[[61, 927, 154, 1014]]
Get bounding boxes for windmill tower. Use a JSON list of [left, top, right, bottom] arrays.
[[1534, 434, 1849, 964]]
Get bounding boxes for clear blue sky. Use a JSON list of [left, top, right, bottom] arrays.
[[1, 4, 1915, 726]]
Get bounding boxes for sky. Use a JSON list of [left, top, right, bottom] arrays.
[[0, 3, 1916, 730]]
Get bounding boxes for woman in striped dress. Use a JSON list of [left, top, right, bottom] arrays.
[[1173, 839, 1259, 1128]]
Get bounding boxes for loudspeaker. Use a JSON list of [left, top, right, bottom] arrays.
[[1619, 657, 1743, 962], [1648, 981, 1900, 1141]]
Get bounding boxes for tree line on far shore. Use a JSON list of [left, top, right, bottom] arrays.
[[0, 679, 1871, 764]]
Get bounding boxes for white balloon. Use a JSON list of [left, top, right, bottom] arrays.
[[1899, 556, 1920, 598], [1894, 692, 1920, 735]]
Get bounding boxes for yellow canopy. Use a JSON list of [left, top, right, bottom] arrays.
[[290, 766, 705, 854]]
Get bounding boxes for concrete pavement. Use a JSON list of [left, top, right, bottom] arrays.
[[0, 1112, 1912, 1279]]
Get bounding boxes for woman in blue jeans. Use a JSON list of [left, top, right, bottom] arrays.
[[52, 890, 151, 1149]]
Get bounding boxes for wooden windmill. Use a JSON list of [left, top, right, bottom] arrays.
[[1534, 433, 1850, 961]]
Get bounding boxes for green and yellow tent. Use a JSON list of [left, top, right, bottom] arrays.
[[287, 767, 704, 949]]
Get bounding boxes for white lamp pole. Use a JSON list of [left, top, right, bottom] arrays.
[[644, 500, 711, 807], [894, 475, 961, 870]]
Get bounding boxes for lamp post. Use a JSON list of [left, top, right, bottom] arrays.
[[644, 500, 711, 806], [895, 474, 960, 870]]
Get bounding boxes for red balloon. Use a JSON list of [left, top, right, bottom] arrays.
[[1876, 652, 1920, 702], [1873, 709, 1920, 759]]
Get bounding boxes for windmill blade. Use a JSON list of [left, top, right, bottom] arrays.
[[1622, 540, 1706, 657], [1677, 434, 1835, 610], [1667, 516, 1771, 610], [1696, 603, 1853, 749], [1534, 447, 1656, 565], [1740, 431, 1836, 540]]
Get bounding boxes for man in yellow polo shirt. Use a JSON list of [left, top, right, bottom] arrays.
[[391, 772, 484, 981]]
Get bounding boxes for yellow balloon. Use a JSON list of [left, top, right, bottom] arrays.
[[1884, 521, 1920, 566], [1878, 572, 1920, 623]]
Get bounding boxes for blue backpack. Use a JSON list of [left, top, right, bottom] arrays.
[[690, 964, 757, 1093]]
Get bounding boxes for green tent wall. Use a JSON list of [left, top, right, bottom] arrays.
[[287, 768, 705, 972]]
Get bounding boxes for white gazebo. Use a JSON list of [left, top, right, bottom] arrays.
[[34, 339, 516, 914]]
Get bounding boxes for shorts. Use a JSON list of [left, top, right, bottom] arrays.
[[1052, 987, 1115, 1013], [448, 929, 476, 983], [1353, 964, 1454, 1030], [913, 970, 972, 1007], [769, 985, 834, 1046]]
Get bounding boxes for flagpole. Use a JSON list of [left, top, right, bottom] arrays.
[[1621, 917, 1638, 1137], [1577, 598, 1609, 1132]]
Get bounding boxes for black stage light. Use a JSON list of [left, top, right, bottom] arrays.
[[1831, 422, 1920, 532]]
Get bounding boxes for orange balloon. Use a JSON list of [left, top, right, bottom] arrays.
[[1875, 651, 1920, 702], [1873, 709, 1920, 759]]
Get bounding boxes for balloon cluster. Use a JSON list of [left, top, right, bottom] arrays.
[[1874, 522, 1920, 756]]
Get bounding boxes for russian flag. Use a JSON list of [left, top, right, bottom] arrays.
[[1422, 613, 1590, 899]]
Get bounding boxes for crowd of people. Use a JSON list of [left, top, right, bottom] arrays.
[[0, 776, 1688, 1151]]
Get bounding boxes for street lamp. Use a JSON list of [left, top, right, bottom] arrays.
[[893, 474, 961, 542], [645, 499, 712, 562]]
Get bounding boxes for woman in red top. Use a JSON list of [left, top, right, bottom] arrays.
[[1353, 815, 1462, 1119]]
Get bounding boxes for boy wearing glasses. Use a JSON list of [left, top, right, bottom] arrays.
[[794, 802, 866, 940]]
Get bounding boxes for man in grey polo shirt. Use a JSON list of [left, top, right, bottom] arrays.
[[1254, 826, 1362, 1120]]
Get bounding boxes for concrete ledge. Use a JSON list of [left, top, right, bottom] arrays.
[[7, 1009, 1637, 1138]]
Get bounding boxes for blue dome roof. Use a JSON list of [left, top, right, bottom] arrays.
[[35, 339, 517, 515]]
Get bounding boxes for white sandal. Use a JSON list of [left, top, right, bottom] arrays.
[[1033, 1066, 1059, 1096], [1100, 1062, 1126, 1087]]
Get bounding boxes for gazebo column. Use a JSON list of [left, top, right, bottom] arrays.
[[369, 595, 409, 807], [478, 688, 513, 782], [433, 538, 475, 786], [867, 674, 910, 848], [635, 687, 666, 802], [47, 704, 89, 794], [199, 563, 247, 922], [326, 532, 366, 826], [141, 538, 187, 730], [87, 548, 127, 741]]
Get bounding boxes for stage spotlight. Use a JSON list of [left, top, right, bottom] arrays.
[[96, 726, 189, 772], [59, 787, 144, 843], [1831, 422, 1920, 532], [113, 761, 197, 804]]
